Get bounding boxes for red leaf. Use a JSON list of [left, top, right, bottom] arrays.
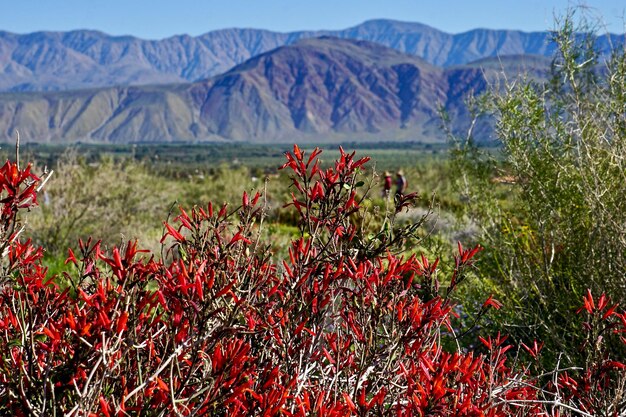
[[99, 396, 111, 417], [251, 192, 260, 206], [521, 339, 543, 359], [215, 278, 237, 298], [156, 377, 169, 392], [218, 203, 228, 218], [306, 147, 322, 167], [162, 222, 185, 242], [482, 294, 503, 310], [585, 289, 595, 311], [479, 336, 491, 350], [229, 231, 251, 245], [65, 248, 78, 266], [196, 277, 204, 301], [602, 303, 619, 320], [293, 144, 302, 161], [116, 311, 128, 334], [342, 393, 357, 412]]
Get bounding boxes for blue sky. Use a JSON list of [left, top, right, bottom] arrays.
[[1, 0, 624, 38]]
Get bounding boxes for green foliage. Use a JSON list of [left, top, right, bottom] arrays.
[[450, 10, 626, 365], [27, 151, 273, 257], [28, 152, 168, 255]]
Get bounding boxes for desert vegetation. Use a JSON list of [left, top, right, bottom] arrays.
[[446, 11, 626, 367], [0, 11, 625, 416], [2, 143, 625, 416]]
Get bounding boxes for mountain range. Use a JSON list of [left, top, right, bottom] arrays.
[[1, 19, 621, 143], [1, 19, 620, 93], [0, 37, 553, 143]]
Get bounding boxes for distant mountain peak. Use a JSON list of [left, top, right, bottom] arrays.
[[353, 19, 439, 32], [0, 20, 621, 93]]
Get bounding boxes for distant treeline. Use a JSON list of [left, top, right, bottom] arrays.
[[1, 141, 453, 175]]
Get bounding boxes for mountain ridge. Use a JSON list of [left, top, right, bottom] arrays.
[[1, 19, 620, 92]]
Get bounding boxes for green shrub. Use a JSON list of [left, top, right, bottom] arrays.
[[450, 10, 626, 365]]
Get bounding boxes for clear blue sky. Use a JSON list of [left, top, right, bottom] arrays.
[[1, 0, 624, 38]]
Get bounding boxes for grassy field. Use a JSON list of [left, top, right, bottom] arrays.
[[6, 141, 449, 174]]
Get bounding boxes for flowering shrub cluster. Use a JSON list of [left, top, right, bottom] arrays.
[[0, 147, 624, 416]]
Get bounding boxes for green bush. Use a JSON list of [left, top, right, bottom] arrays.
[[450, 10, 626, 365]]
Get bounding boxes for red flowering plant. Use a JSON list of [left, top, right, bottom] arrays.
[[0, 145, 624, 416], [549, 290, 626, 416]]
